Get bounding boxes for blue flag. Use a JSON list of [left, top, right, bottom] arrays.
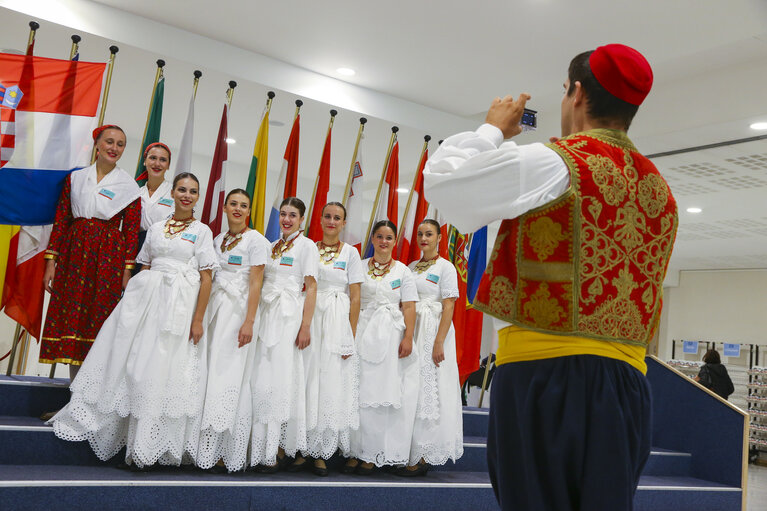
[[466, 226, 487, 304]]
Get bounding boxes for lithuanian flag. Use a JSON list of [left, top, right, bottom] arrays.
[[246, 106, 270, 232]]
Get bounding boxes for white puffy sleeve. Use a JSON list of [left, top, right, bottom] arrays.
[[439, 260, 460, 300], [301, 238, 320, 279], [422, 123, 570, 233], [136, 222, 158, 265], [399, 265, 419, 303], [195, 225, 220, 272], [346, 246, 365, 285], [247, 232, 269, 267]]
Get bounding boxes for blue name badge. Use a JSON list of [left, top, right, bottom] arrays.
[[181, 232, 197, 243], [98, 188, 115, 200], [426, 273, 440, 284], [333, 260, 347, 270], [390, 278, 401, 290], [158, 197, 174, 207], [228, 255, 243, 266], [280, 256, 294, 267]]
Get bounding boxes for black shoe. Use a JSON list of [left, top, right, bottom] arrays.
[[395, 463, 429, 477], [341, 458, 359, 474], [256, 463, 280, 474], [209, 461, 228, 474], [312, 460, 329, 477], [286, 457, 308, 473], [356, 462, 375, 476]]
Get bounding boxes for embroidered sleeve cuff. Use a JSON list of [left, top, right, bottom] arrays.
[[476, 123, 505, 147], [125, 264, 136, 270], [43, 253, 57, 260]]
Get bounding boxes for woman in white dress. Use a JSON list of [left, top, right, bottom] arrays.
[[49, 173, 219, 469], [250, 197, 319, 472], [289, 202, 364, 476], [348, 220, 419, 474], [137, 142, 174, 253], [402, 219, 464, 476], [196, 189, 270, 472]]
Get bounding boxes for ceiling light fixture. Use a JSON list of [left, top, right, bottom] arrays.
[[397, 188, 409, 194], [750, 122, 767, 130], [686, 207, 702, 213], [225, 138, 236, 144], [336, 67, 356, 76]]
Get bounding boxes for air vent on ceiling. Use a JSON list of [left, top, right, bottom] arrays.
[[669, 162, 733, 178], [725, 154, 767, 171], [711, 175, 767, 190], [667, 182, 719, 195]]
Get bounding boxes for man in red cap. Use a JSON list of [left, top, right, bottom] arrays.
[[424, 44, 678, 510]]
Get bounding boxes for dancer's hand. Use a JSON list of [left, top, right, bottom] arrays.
[[238, 322, 253, 348], [190, 319, 204, 345], [43, 260, 56, 293], [432, 341, 445, 367], [296, 324, 310, 350], [398, 337, 413, 359], [122, 269, 131, 290]]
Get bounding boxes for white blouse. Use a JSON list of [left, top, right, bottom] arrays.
[[139, 180, 174, 231], [136, 219, 219, 272], [213, 230, 270, 274], [70, 163, 141, 220], [422, 123, 570, 233], [359, 259, 419, 308], [264, 231, 319, 293], [408, 257, 460, 302], [316, 242, 365, 292]]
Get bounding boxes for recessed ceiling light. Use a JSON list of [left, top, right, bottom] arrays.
[[225, 138, 236, 144], [336, 67, 356, 76], [686, 207, 702, 213], [750, 122, 767, 130], [396, 188, 409, 193]]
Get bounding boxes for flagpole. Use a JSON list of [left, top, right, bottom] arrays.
[[362, 126, 398, 256], [134, 59, 166, 173], [397, 135, 430, 246], [26, 21, 39, 55], [307, 109, 337, 222], [226, 80, 237, 109], [192, 70, 202, 99], [293, 99, 303, 121], [92, 45, 119, 163], [69, 35, 80, 59], [342, 117, 367, 204]]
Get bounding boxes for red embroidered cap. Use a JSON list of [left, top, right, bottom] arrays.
[[589, 44, 653, 106], [92, 124, 120, 141], [143, 142, 172, 161]]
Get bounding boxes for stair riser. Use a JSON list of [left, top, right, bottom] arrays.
[[634, 489, 741, 511], [0, 485, 500, 511], [642, 454, 692, 477], [0, 384, 70, 417], [462, 412, 489, 437]]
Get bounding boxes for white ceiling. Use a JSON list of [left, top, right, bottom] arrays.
[[2, 0, 767, 280]]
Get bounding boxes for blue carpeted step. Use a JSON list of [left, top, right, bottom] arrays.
[[0, 416, 488, 472], [642, 447, 692, 477], [634, 475, 741, 511], [0, 375, 70, 417], [462, 406, 489, 437], [0, 464, 497, 511]]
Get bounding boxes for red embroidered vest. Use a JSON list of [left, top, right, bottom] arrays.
[[473, 129, 678, 346]]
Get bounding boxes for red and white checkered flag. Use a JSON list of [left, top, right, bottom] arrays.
[[0, 108, 15, 167]]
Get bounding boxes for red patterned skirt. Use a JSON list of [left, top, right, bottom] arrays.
[[40, 217, 127, 365]]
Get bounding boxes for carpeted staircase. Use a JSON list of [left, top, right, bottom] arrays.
[[0, 362, 745, 510]]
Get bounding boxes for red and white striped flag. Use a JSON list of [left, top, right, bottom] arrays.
[[397, 146, 429, 264], [306, 115, 334, 242], [341, 133, 365, 252], [201, 104, 228, 237], [0, 108, 14, 167]]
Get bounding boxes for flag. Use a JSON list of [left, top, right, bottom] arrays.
[[2, 225, 51, 339], [466, 226, 487, 304], [0, 52, 106, 225], [246, 105, 269, 232], [201, 104, 228, 237], [397, 146, 429, 264], [265, 114, 300, 242], [0, 225, 20, 310], [174, 85, 195, 177], [448, 230, 483, 383], [306, 120, 333, 242], [135, 74, 164, 186], [363, 140, 399, 258], [341, 133, 365, 252]]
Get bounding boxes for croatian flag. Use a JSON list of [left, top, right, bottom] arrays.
[[0, 53, 106, 225], [341, 133, 365, 252], [265, 114, 300, 242], [363, 140, 399, 258], [397, 146, 429, 264]]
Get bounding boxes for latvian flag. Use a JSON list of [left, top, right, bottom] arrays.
[[0, 53, 106, 225]]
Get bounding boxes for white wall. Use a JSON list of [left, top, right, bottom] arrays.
[[658, 269, 767, 363]]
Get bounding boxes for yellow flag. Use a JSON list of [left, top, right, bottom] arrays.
[[0, 225, 21, 309], [246, 108, 270, 232]]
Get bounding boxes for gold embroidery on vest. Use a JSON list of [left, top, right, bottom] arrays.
[[521, 283, 564, 328], [638, 174, 669, 219], [579, 264, 644, 339], [485, 230, 509, 278], [588, 155, 626, 206], [526, 217, 567, 262], [489, 276, 515, 316], [614, 202, 647, 251]]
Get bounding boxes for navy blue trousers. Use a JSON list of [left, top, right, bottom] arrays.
[[487, 355, 651, 511]]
